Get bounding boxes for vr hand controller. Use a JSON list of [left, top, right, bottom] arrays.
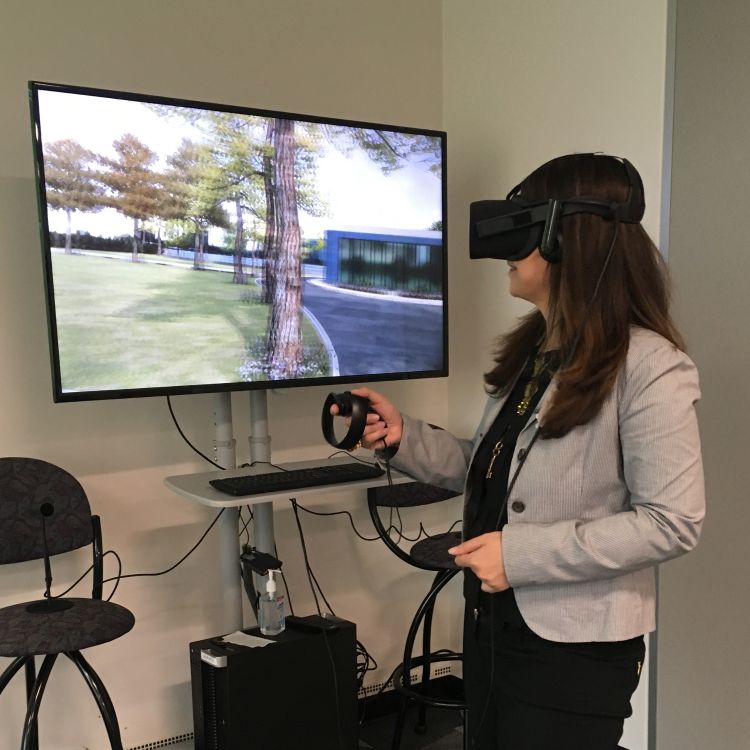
[[321, 391, 371, 450]]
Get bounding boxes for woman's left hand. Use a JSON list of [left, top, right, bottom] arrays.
[[448, 532, 510, 593]]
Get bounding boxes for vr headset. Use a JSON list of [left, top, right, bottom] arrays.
[[469, 155, 645, 264]]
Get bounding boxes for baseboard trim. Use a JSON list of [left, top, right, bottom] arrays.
[[358, 674, 463, 722], [126, 731, 194, 750]]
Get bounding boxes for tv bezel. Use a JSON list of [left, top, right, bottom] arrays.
[[28, 80, 449, 403]]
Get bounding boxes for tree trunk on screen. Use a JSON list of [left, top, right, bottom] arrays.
[[132, 217, 139, 262], [233, 197, 246, 285], [265, 118, 303, 378], [65, 209, 72, 254], [261, 119, 277, 305], [193, 229, 203, 270]]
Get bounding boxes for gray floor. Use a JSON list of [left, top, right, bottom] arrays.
[[359, 707, 464, 749]]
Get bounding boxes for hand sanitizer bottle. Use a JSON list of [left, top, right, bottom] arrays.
[[259, 569, 285, 636]]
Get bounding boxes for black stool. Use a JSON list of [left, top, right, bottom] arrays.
[[0, 457, 135, 750], [367, 481, 468, 750]]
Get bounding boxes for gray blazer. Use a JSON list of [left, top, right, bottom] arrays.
[[390, 328, 705, 642]]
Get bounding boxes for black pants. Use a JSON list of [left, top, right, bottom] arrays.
[[463, 596, 645, 750]]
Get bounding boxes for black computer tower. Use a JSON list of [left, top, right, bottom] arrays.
[[189, 616, 357, 750]]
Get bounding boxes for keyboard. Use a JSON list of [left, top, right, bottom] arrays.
[[209, 461, 386, 497]]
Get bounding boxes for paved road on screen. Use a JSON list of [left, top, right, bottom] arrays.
[[302, 280, 444, 377]]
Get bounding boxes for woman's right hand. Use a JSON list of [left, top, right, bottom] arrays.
[[330, 387, 404, 451]]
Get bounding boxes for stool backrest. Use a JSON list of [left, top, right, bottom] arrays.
[[367, 481, 462, 572], [0, 457, 93, 565], [368, 481, 460, 509]]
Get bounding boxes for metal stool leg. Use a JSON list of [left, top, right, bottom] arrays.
[[21, 654, 56, 750], [66, 651, 124, 750], [391, 569, 457, 750], [415, 571, 442, 735], [390, 665, 410, 750], [24, 657, 39, 750], [0, 655, 39, 750], [0, 655, 30, 696]]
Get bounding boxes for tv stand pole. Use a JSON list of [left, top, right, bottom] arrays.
[[208, 391, 277, 633], [212, 392, 242, 632], [248, 391, 275, 595]]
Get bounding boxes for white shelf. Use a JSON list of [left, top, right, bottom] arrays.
[[165, 456, 411, 508]]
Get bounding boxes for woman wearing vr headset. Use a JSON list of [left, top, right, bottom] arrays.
[[344, 153, 705, 749]]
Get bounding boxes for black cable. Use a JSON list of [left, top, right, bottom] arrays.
[[491, 222, 619, 534], [389, 506, 397, 540], [386, 504, 408, 545], [286, 494, 344, 750], [239, 459, 289, 472], [356, 640, 378, 688], [308, 565, 337, 616], [289, 496, 381, 739], [239, 507, 253, 543], [358, 662, 399, 726], [395, 510, 406, 541], [325, 450, 381, 467], [132, 400, 283, 596], [469, 597, 495, 747], [167, 395, 223, 469], [289, 498, 321, 615], [274, 543, 294, 616], [293, 502, 382, 542], [290, 507, 338, 616], [289, 491, 412, 720], [384, 450, 393, 485], [104, 549, 123, 602], [102, 508, 225, 587], [52, 563, 95, 599], [293, 479, 448, 539], [278, 496, 343, 750], [288, 490, 381, 742], [289, 499, 340, 617], [52, 549, 119, 599]]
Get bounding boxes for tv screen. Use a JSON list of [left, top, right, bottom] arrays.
[[28, 81, 448, 402]]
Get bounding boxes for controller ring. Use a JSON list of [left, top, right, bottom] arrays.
[[321, 391, 370, 450]]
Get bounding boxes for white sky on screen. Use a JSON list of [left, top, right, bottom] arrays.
[[37, 90, 443, 241]]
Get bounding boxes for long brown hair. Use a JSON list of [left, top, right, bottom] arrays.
[[484, 154, 684, 438]]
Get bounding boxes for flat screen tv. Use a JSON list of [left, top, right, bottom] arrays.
[[28, 81, 447, 402]]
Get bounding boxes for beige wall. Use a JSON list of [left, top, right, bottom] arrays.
[[3, 2, 722, 749], [442, 2, 669, 747], [442, 0, 669, 436], [658, 1, 750, 747], [0, 2, 451, 748]]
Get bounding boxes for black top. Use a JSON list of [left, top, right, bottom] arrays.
[[464, 351, 554, 622]]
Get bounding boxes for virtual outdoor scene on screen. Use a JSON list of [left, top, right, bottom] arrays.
[[37, 90, 445, 393]]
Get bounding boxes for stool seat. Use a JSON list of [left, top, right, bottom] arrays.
[[0, 598, 135, 657]]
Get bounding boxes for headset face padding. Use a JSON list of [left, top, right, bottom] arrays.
[[469, 155, 645, 264]]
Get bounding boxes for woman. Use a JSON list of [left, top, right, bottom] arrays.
[[345, 154, 705, 749]]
